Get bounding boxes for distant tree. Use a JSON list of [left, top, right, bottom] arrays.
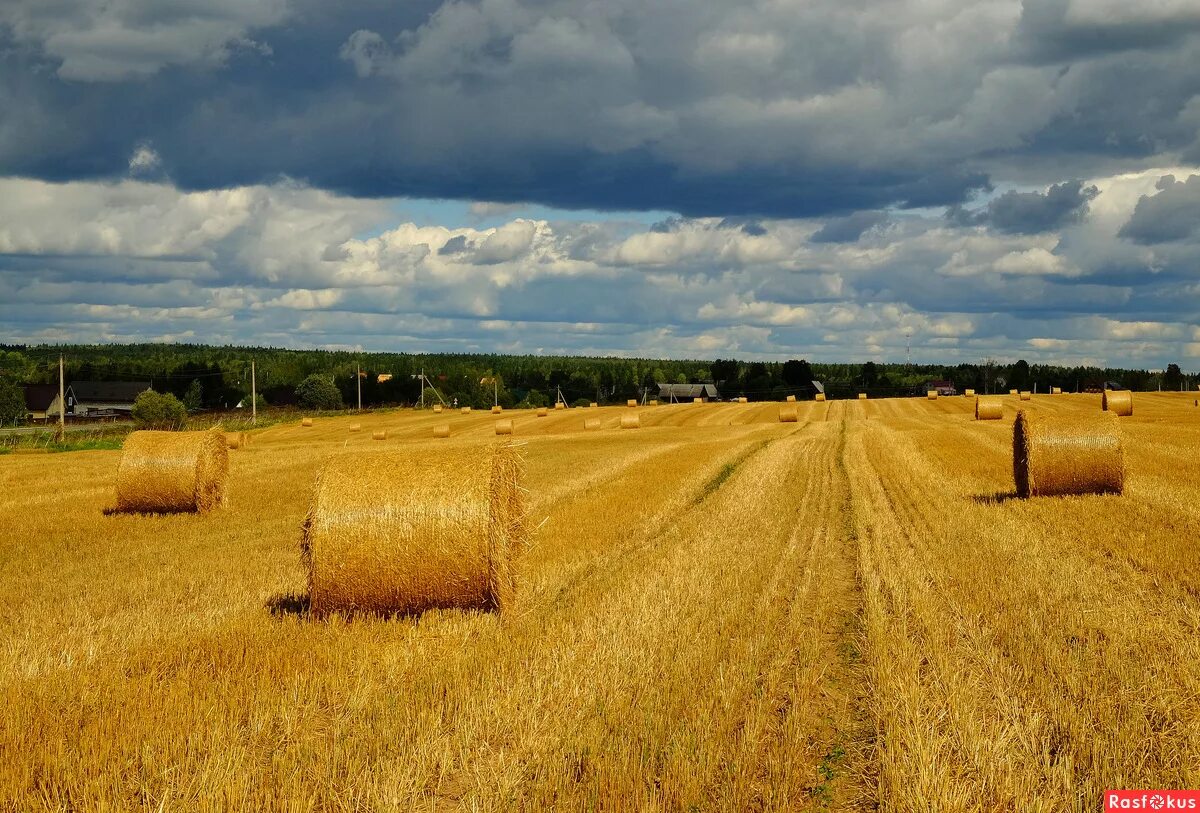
[[131, 390, 187, 430], [0, 378, 24, 425], [1164, 363, 1183, 390], [295, 374, 344, 410], [183, 379, 203, 412], [711, 358, 740, 386], [571, 397, 591, 408], [521, 389, 549, 408], [1010, 359, 1030, 390], [782, 359, 814, 387], [861, 362, 879, 387]]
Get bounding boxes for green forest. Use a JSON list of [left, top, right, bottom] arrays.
[[1, 343, 1195, 413]]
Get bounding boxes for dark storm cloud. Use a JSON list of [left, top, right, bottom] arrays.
[[809, 211, 888, 243], [1118, 174, 1200, 244], [948, 181, 1099, 234]]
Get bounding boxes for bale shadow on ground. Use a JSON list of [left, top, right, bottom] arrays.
[[266, 592, 310, 617], [971, 491, 1022, 504]]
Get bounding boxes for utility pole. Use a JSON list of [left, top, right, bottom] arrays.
[[251, 360, 257, 425], [57, 354, 65, 440], [494, 377, 498, 407], [420, 368, 426, 408], [357, 363, 362, 411]]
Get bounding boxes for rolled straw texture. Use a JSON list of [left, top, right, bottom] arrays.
[[975, 397, 1003, 420], [349, 423, 362, 433], [301, 418, 313, 427], [786, 395, 796, 402], [495, 419, 514, 435], [555, 402, 565, 410], [858, 393, 867, 400], [1013, 410, 1124, 497], [584, 418, 601, 430], [1102, 390, 1133, 416], [927, 391, 938, 400], [432, 424, 450, 438], [964, 389, 976, 397], [1019, 391, 1032, 401], [626, 399, 638, 408], [461, 407, 472, 414], [372, 430, 387, 441], [491, 405, 503, 414], [433, 405, 443, 413], [225, 432, 246, 450], [1009, 389, 1019, 396], [590, 402, 599, 408], [1051, 387, 1062, 395], [738, 397, 748, 404], [815, 393, 826, 402], [304, 444, 526, 617], [536, 408, 548, 417], [620, 413, 641, 429], [116, 429, 228, 514], [779, 406, 798, 423], [693, 398, 703, 404]]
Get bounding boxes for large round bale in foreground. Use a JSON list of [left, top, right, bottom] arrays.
[[225, 431, 246, 450], [304, 444, 526, 617], [116, 429, 228, 514], [815, 393, 826, 402], [779, 406, 798, 423], [620, 413, 641, 429], [1013, 410, 1124, 498], [975, 396, 1003, 420], [1019, 391, 1032, 401], [1103, 389, 1133, 416], [432, 424, 450, 438], [495, 419, 514, 435], [584, 417, 601, 430]]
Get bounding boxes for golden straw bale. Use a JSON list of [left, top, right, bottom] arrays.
[[1102, 389, 1133, 416], [738, 397, 748, 403], [536, 407, 548, 417], [590, 402, 599, 408], [627, 399, 638, 407], [620, 413, 641, 429], [1013, 410, 1124, 497], [372, 430, 387, 441], [1019, 391, 1032, 401], [1009, 389, 1019, 396], [301, 418, 313, 427], [779, 406, 798, 423], [964, 389, 976, 397], [432, 424, 450, 438], [555, 402, 565, 410], [858, 393, 867, 400], [815, 393, 826, 402], [927, 391, 938, 400], [433, 404, 443, 413], [461, 407, 472, 414], [693, 397, 703, 404], [975, 396, 1003, 420], [225, 432, 246, 450], [1051, 387, 1062, 395], [786, 395, 796, 402], [584, 418, 601, 430], [491, 405, 503, 414], [115, 429, 228, 514], [495, 419, 514, 435], [349, 423, 362, 433], [303, 444, 526, 617]]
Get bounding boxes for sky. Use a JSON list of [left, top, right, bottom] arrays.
[[2, 0, 1200, 367]]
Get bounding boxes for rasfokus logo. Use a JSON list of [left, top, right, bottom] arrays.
[[1107, 791, 1200, 810]]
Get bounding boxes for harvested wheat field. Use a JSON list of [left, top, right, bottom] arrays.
[[3, 394, 1200, 810]]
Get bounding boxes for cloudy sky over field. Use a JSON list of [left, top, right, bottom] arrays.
[[2, 0, 1200, 365]]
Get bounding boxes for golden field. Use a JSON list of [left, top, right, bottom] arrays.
[[2, 393, 1200, 811]]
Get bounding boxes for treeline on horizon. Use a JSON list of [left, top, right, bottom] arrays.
[[1, 343, 1195, 410]]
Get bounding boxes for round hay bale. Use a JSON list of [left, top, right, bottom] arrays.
[[738, 397, 748, 404], [964, 389, 976, 397], [555, 402, 565, 410], [536, 407, 548, 417], [858, 393, 867, 400], [584, 418, 601, 430], [1051, 387, 1062, 395], [620, 413, 641, 429], [432, 424, 450, 438], [926, 391, 938, 400], [372, 430, 388, 441], [461, 407, 472, 414], [693, 397, 703, 404], [1102, 389, 1133, 416], [1013, 410, 1123, 497], [491, 405, 503, 414], [301, 418, 313, 427], [433, 404, 443, 414], [779, 406, 798, 423], [303, 444, 526, 617], [815, 393, 826, 402], [225, 431, 246, 450], [115, 429, 228, 514], [975, 396, 1003, 420], [349, 423, 362, 433], [1009, 389, 1019, 396], [1019, 391, 1032, 401], [495, 419, 513, 435], [626, 399, 638, 408], [785, 395, 796, 402], [590, 402, 599, 408]]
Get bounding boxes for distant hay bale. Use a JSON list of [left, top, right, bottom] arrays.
[[627, 399, 638, 407], [620, 413, 641, 429], [858, 393, 867, 400], [1009, 389, 1019, 396], [815, 393, 826, 402], [1102, 389, 1133, 416], [1019, 391, 1032, 401], [303, 444, 526, 617], [964, 389, 976, 397], [786, 395, 796, 402], [302, 418, 313, 427], [225, 431, 246, 450], [1013, 410, 1124, 498], [590, 402, 599, 408], [779, 406, 798, 423], [372, 430, 388, 441], [693, 397, 703, 404], [115, 429, 228, 514], [432, 424, 450, 438], [1051, 387, 1063, 395], [536, 407, 548, 417], [491, 405, 503, 414], [495, 419, 513, 435], [433, 404, 443, 413], [555, 402, 565, 410], [927, 391, 938, 400], [349, 423, 362, 433], [975, 396, 1003, 420], [650, 399, 659, 406], [461, 407, 472, 414], [584, 417, 601, 430], [738, 397, 748, 403]]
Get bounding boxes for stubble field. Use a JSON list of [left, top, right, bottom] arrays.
[[2, 393, 1199, 811]]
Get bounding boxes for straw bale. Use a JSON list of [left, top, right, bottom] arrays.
[[495, 419, 513, 435], [738, 397, 748, 403], [1102, 389, 1133, 416], [1013, 410, 1123, 497], [432, 424, 450, 438], [372, 430, 388, 441], [964, 389, 976, 397], [620, 413, 641, 429], [975, 397, 1003, 420], [536, 407, 548, 417], [1051, 387, 1062, 395], [302, 418, 313, 427], [1019, 391, 1032, 401], [858, 393, 867, 400], [815, 393, 826, 402], [590, 402, 599, 408], [584, 417, 601, 430], [1009, 389, 1019, 396], [927, 391, 938, 400], [115, 429, 228, 514], [461, 407, 472, 414], [304, 443, 526, 617], [627, 399, 638, 408], [693, 397, 703, 404], [225, 431, 246, 450], [555, 402, 565, 410], [349, 423, 362, 433], [779, 406, 798, 423], [433, 404, 443, 413], [786, 395, 796, 402], [491, 405, 503, 414]]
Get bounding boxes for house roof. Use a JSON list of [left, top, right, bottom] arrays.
[[657, 382, 721, 397], [69, 381, 152, 403], [22, 384, 59, 411]]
